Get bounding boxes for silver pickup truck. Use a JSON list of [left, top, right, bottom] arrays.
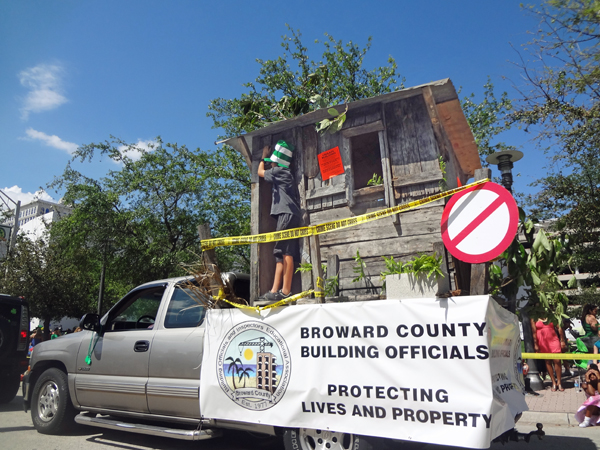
[[23, 274, 378, 450]]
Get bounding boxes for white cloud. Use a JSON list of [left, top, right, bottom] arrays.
[[19, 64, 67, 119], [0, 186, 56, 210], [24, 128, 78, 155], [117, 139, 156, 162]]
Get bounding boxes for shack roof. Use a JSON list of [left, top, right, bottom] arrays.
[[220, 78, 480, 178]]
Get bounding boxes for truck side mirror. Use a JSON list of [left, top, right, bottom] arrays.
[[80, 313, 102, 333]]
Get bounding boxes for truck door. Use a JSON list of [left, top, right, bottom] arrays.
[[147, 285, 205, 418], [74, 285, 166, 413]]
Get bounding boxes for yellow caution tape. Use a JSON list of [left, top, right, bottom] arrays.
[[201, 179, 490, 251], [216, 289, 316, 311], [522, 352, 598, 360], [214, 276, 328, 311]]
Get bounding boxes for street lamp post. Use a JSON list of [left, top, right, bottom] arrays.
[[485, 150, 543, 392]]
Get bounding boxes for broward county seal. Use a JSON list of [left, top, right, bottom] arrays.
[[216, 321, 291, 411]]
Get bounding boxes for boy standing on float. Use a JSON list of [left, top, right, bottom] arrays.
[[257, 140, 302, 303]]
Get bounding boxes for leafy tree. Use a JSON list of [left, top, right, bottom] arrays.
[[461, 78, 514, 166], [49, 137, 250, 310], [512, 0, 600, 283], [207, 26, 404, 139], [0, 234, 94, 338], [489, 209, 575, 324]]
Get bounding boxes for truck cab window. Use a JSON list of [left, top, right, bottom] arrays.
[[164, 287, 206, 328], [107, 287, 165, 331]]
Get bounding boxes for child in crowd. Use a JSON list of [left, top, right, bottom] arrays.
[[576, 364, 600, 427], [257, 140, 302, 303]]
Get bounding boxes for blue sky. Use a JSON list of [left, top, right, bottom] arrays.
[[0, 1, 543, 207]]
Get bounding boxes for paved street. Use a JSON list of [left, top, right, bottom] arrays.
[[2, 392, 600, 450]]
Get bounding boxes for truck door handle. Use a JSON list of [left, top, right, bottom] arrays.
[[134, 340, 150, 352]]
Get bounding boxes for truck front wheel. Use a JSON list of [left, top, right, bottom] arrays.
[[31, 368, 76, 434], [283, 428, 375, 450]]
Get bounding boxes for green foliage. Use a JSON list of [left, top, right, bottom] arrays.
[[381, 253, 444, 279], [0, 234, 95, 325], [513, 0, 600, 278], [367, 173, 384, 187], [207, 25, 404, 139], [315, 101, 348, 134], [48, 136, 250, 310], [380, 253, 444, 291], [438, 156, 447, 191], [489, 208, 574, 325], [352, 250, 367, 283], [461, 77, 514, 166], [295, 262, 339, 297]]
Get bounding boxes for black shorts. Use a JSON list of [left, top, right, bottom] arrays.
[[273, 213, 301, 263]]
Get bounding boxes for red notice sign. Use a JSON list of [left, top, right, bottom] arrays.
[[318, 146, 345, 181]]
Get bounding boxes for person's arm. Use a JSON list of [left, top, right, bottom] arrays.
[[558, 326, 567, 352], [258, 146, 270, 178], [530, 319, 539, 353], [594, 344, 599, 365], [588, 314, 599, 330]]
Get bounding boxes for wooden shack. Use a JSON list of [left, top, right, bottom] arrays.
[[222, 79, 482, 303]]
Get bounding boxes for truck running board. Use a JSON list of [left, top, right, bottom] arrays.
[[74, 414, 222, 441]]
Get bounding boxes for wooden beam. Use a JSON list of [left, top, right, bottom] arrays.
[[197, 224, 217, 268], [341, 120, 384, 138], [309, 234, 324, 303], [238, 136, 253, 171], [326, 254, 340, 297], [469, 168, 493, 296]]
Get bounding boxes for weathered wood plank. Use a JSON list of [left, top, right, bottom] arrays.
[[303, 125, 319, 179], [422, 86, 451, 161], [250, 182, 261, 302], [392, 170, 443, 188], [341, 137, 355, 207], [321, 233, 440, 261], [309, 201, 443, 224], [306, 183, 346, 200], [341, 120, 384, 138], [197, 224, 217, 268], [317, 207, 443, 247], [237, 136, 253, 171], [325, 254, 340, 297], [293, 126, 312, 293], [412, 93, 441, 175], [309, 234, 324, 302]]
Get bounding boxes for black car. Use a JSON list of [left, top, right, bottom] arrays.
[[0, 294, 30, 404]]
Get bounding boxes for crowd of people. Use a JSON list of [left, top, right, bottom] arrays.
[[530, 303, 600, 427], [28, 325, 81, 355]]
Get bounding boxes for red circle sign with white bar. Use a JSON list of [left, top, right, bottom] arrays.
[[441, 182, 519, 264]]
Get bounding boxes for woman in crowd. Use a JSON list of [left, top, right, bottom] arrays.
[[576, 364, 600, 427], [531, 317, 567, 391], [581, 304, 600, 351]]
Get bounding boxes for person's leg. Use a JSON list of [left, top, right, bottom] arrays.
[[554, 359, 564, 390], [546, 360, 557, 389], [581, 405, 600, 427], [270, 261, 284, 293], [281, 254, 294, 296]]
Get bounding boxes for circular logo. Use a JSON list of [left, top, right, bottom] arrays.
[[216, 321, 291, 411]]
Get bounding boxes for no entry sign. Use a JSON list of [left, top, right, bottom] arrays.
[[441, 182, 518, 264]]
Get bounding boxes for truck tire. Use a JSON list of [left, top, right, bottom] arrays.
[[31, 368, 76, 434], [0, 373, 20, 404], [0, 316, 14, 360], [283, 428, 375, 450]]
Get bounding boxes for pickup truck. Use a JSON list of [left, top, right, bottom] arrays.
[[23, 273, 377, 450]]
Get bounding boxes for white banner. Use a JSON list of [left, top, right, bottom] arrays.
[[200, 296, 527, 449]]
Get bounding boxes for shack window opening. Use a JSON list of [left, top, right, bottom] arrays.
[[350, 131, 383, 190]]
